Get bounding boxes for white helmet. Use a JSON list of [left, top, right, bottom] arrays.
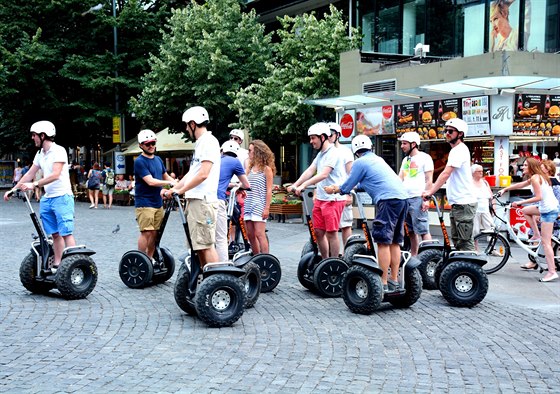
[[182, 106, 209, 125], [229, 129, 244, 142], [138, 129, 157, 144], [352, 135, 373, 154], [445, 118, 468, 135], [399, 131, 421, 146], [221, 140, 240, 156], [308, 122, 330, 137], [327, 122, 341, 136], [30, 121, 56, 137]]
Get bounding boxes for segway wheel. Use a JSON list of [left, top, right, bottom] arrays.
[[152, 247, 176, 284], [250, 254, 281, 293], [55, 254, 98, 300], [119, 251, 154, 289], [343, 242, 368, 265], [19, 253, 55, 295], [416, 248, 442, 290], [174, 263, 197, 315], [195, 274, 245, 328], [297, 253, 318, 291], [300, 240, 313, 257], [342, 265, 383, 315], [388, 267, 423, 308], [313, 258, 348, 298], [439, 261, 489, 307], [242, 262, 261, 308]]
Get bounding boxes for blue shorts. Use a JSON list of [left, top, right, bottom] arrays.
[[40, 194, 75, 236], [405, 196, 430, 235], [540, 209, 559, 223], [371, 199, 408, 245]]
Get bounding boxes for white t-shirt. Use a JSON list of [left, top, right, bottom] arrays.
[[313, 145, 346, 202], [230, 147, 249, 184], [445, 143, 476, 205], [32, 142, 72, 198], [400, 151, 434, 198], [337, 144, 354, 172], [184, 131, 221, 202]]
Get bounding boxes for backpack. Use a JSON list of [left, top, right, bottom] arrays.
[[105, 169, 115, 186], [87, 170, 101, 189]]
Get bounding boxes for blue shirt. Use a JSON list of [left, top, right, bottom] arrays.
[[340, 151, 407, 204], [134, 155, 167, 208], [218, 155, 246, 200]]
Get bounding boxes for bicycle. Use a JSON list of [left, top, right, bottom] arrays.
[[474, 193, 560, 274]]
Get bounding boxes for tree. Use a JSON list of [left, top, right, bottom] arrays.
[[131, 0, 271, 140], [231, 5, 360, 143], [0, 0, 179, 158]]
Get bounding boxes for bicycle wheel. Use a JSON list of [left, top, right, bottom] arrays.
[[474, 232, 510, 274]]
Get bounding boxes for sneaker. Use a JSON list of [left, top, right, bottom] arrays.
[[383, 284, 389, 292], [89, 204, 95, 209], [388, 279, 400, 291], [50, 266, 59, 275]]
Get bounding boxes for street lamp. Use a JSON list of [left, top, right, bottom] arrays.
[[83, 1, 124, 147]]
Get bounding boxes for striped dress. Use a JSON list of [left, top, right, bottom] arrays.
[[244, 169, 267, 219]]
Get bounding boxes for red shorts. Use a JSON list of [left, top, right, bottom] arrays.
[[312, 200, 346, 232]]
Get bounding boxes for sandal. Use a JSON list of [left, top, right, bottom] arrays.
[[520, 263, 538, 270]]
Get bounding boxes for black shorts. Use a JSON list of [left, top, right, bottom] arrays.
[[371, 199, 408, 245]]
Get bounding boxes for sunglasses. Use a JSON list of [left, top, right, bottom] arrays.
[[230, 136, 241, 141], [445, 128, 457, 134], [143, 141, 156, 147]]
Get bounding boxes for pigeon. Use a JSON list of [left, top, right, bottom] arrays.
[[112, 224, 120, 234]]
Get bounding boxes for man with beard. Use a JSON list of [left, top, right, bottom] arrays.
[[398, 131, 433, 255], [423, 118, 477, 251], [4, 121, 75, 274], [134, 129, 176, 261]]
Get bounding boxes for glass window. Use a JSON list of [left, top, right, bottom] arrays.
[[464, 3, 485, 56], [403, 0, 426, 55]]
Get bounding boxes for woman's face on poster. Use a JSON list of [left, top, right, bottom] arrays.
[[490, 8, 509, 35]]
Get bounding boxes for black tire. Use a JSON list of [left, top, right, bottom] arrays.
[[300, 240, 313, 257], [342, 265, 383, 315], [439, 261, 489, 307], [195, 274, 245, 328], [119, 251, 154, 288], [174, 264, 197, 315], [416, 248, 442, 290], [343, 242, 368, 265], [297, 255, 316, 291], [474, 233, 510, 274], [152, 247, 176, 284], [19, 253, 55, 295], [250, 254, 282, 293], [388, 268, 423, 308], [242, 262, 261, 308], [554, 240, 560, 271], [55, 254, 98, 300], [313, 258, 348, 297]]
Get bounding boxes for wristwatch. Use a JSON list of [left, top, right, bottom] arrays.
[[33, 181, 39, 187]]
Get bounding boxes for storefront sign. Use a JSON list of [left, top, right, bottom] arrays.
[[494, 136, 509, 177], [114, 152, 126, 175], [339, 111, 355, 142], [356, 106, 394, 136], [490, 94, 514, 136], [462, 96, 490, 136]]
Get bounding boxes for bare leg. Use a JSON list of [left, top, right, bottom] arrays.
[[246, 221, 260, 254], [522, 205, 540, 239], [196, 247, 219, 268], [540, 223, 557, 275], [138, 230, 157, 258], [51, 233, 76, 266], [325, 230, 340, 257], [341, 226, 352, 248], [315, 228, 329, 258], [389, 244, 401, 282], [103, 193, 108, 208], [253, 221, 269, 254], [377, 243, 391, 284]]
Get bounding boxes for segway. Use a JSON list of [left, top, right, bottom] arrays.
[[297, 186, 349, 297], [9, 189, 97, 300], [118, 198, 176, 288], [170, 194, 247, 327], [416, 196, 488, 307], [227, 185, 281, 293], [340, 191, 423, 314]]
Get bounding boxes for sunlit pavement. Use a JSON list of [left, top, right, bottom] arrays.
[[0, 198, 558, 393]]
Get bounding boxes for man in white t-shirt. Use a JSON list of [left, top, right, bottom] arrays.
[[423, 118, 477, 251], [291, 122, 347, 258], [166, 106, 221, 266], [4, 121, 75, 274], [328, 122, 354, 247], [398, 132, 433, 255]]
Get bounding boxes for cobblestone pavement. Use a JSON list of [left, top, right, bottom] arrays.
[[0, 198, 559, 393]]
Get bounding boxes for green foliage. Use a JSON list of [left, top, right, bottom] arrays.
[[131, 0, 271, 140], [231, 5, 360, 143]]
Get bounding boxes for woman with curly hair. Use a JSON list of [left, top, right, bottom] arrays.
[[244, 140, 276, 254]]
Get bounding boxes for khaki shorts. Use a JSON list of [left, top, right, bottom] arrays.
[[135, 207, 164, 231], [185, 199, 218, 251]]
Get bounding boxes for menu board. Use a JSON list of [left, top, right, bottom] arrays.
[[462, 96, 489, 124], [395, 103, 418, 137], [356, 106, 395, 135], [513, 94, 560, 136]]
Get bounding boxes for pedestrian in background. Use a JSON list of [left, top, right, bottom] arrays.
[[86, 162, 102, 209], [101, 162, 115, 209], [471, 164, 494, 238]]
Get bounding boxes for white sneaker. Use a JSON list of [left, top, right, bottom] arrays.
[[89, 204, 95, 209]]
